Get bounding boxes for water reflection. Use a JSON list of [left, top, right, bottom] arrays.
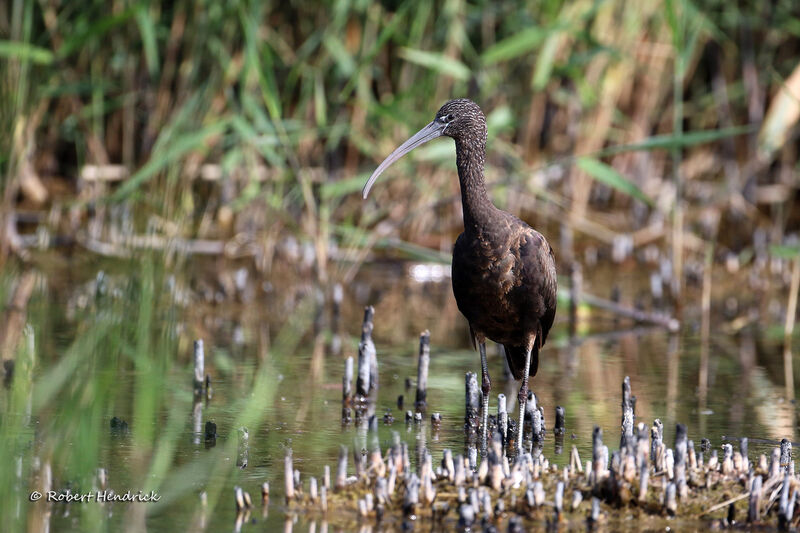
[[2, 256, 799, 531]]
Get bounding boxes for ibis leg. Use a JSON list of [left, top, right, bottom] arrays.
[[516, 341, 535, 454], [479, 342, 490, 457]]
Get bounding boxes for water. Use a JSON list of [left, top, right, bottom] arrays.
[[1, 254, 796, 531]]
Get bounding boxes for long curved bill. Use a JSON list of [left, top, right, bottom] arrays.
[[362, 121, 446, 199]]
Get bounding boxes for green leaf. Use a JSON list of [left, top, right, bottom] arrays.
[[399, 48, 470, 81], [57, 11, 135, 58], [110, 119, 230, 201], [238, 3, 281, 119], [595, 125, 755, 157], [323, 34, 356, 77], [576, 156, 652, 205], [314, 72, 327, 127], [134, 5, 159, 77], [770, 244, 800, 259], [320, 175, 368, 201], [230, 114, 283, 168], [486, 105, 514, 133], [481, 27, 547, 65], [0, 41, 53, 64], [532, 32, 560, 90]]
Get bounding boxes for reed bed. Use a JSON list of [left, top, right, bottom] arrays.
[[2, 0, 800, 296]]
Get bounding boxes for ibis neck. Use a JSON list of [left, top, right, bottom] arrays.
[[455, 138, 493, 232]]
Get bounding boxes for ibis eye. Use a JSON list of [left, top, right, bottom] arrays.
[[445, 114, 454, 123]]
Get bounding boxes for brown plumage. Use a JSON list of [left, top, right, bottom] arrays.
[[453, 214, 557, 380], [363, 99, 557, 454]]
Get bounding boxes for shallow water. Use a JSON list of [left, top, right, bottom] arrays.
[[1, 254, 797, 531]]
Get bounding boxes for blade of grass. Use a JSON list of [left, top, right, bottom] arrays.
[[110, 119, 230, 202], [532, 32, 561, 90], [594, 125, 756, 157], [0, 41, 53, 64], [323, 34, 356, 77], [398, 48, 470, 81], [771, 244, 800, 259], [56, 10, 135, 58], [576, 156, 653, 205], [481, 27, 548, 65], [134, 3, 160, 78]]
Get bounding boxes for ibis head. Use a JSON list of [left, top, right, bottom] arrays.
[[362, 99, 487, 199]]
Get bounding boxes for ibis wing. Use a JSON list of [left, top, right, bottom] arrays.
[[518, 228, 558, 349]]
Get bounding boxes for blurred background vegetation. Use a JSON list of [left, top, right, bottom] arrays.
[[2, 0, 800, 288], [4, 2, 800, 530]]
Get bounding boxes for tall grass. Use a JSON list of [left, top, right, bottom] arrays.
[[1, 1, 800, 284], [0, 256, 312, 530]]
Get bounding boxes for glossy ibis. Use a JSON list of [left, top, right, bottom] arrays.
[[362, 99, 557, 454]]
